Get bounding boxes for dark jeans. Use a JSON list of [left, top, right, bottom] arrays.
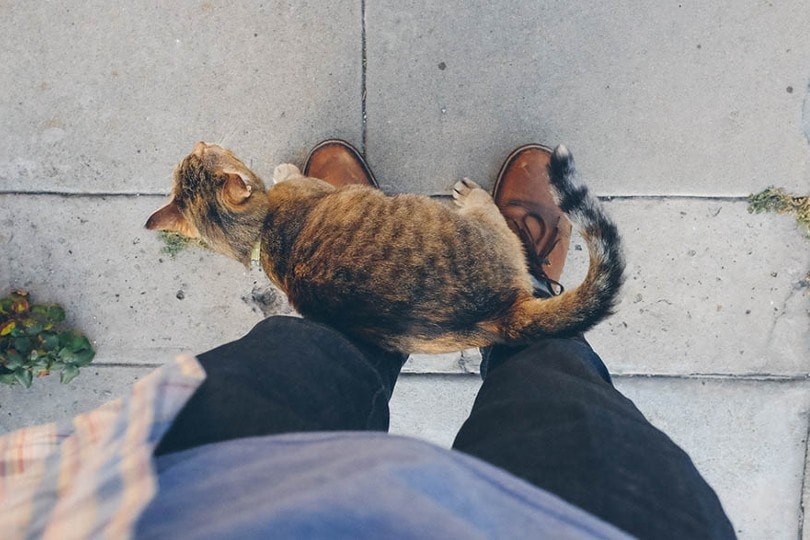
[[156, 316, 735, 539]]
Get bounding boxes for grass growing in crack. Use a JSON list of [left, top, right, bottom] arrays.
[[158, 231, 205, 258], [748, 187, 810, 238]]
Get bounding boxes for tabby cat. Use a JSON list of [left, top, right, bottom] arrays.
[[145, 142, 624, 353]]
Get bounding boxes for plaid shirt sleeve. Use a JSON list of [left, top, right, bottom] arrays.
[[0, 354, 205, 540]]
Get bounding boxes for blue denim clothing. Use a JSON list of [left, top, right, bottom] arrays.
[[137, 432, 632, 539], [154, 316, 735, 539]]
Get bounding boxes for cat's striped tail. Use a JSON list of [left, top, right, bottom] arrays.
[[504, 145, 625, 340]]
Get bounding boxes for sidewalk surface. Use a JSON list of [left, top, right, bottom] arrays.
[[1, 2, 809, 537]]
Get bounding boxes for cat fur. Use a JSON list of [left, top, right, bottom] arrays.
[[145, 142, 624, 353]]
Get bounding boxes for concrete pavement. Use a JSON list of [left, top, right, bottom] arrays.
[[1, 1, 808, 537]]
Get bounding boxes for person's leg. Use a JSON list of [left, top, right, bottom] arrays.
[[453, 145, 734, 538], [155, 316, 407, 456], [453, 338, 734, 538]]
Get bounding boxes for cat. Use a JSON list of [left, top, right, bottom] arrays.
[[145, 141, 624, 353]]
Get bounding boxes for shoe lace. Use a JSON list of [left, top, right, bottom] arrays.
[[507, 204, 565, 297]]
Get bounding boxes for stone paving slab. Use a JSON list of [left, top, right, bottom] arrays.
[[0, 1, 362, 194], [366, 0, 810, 196], [389, 375, 810, 540], [2, 195, 805, 376], [0, 365, 153, 434], [0, 195, 272, 362], [585, 199, 809, 377], [389, 374, 480, 448], [616, 378, 810, 540], [1, 2, 806, 539]]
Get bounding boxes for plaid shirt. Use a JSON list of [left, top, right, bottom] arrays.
[[0, 355, 205, 540]]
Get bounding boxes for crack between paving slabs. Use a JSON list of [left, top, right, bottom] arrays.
[[799, 414, 810, 539]]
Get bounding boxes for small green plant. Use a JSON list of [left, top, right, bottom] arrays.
[[158, 230, 204, 258], [0, 290, 95, 387], [748, 187, 810, 237]]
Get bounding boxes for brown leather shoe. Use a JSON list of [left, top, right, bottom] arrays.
[[493, 144, 572, 295], [303, 139, 379, 188]]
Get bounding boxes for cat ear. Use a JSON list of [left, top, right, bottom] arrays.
[[144, 200, 201, 238], [222, 172, 252, 206]]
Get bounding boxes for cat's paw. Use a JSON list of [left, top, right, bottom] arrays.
[[453, 178, 486, 208], [273, 163, 302, 184]]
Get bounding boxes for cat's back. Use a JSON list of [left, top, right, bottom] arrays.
[[263, 181, 532, 349], [297, 184, 496, 273], [268, 179, 468, 253]]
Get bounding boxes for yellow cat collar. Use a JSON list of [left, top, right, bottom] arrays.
[[250, 241, 261, 264]]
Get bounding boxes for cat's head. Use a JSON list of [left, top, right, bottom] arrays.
[[145, 142, 270, 265]]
